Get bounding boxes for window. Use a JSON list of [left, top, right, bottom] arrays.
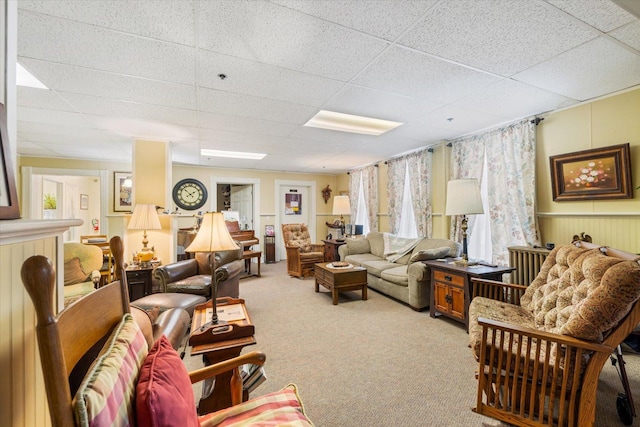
[[354, 175, 370, 235], [396, 165, 418, 238]]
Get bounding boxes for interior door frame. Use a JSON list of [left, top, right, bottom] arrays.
[[21, 166, 109, 237], [209, 176, 261, 253], [275, 179, 316, 262]]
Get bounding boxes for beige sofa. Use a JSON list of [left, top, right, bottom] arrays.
[[338, 232, 461, 310]]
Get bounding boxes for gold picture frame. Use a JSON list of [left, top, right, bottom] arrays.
[[549, 143, 633, 201]]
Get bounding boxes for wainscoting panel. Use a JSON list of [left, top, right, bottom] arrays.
[[538, 215, 640, 253]]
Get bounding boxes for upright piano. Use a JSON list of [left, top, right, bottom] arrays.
[[225, 221, 259, 250]]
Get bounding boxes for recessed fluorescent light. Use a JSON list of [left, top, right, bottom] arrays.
[[304, 110, 402, 136], [201, 149, 266, 160], [16, 63, 49, 89]]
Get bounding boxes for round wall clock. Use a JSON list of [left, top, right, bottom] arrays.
[[172, 178, 208, 210]]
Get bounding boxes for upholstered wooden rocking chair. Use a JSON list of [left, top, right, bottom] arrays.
[[21, 238, 313, 426], [282, 223, 324, 278]]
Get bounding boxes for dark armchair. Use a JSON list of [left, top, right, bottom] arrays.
[[154, 247, 244, 298]]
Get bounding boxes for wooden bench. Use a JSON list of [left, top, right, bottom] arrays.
[[242, 250, 262, 278]]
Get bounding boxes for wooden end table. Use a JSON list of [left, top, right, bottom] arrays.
[[322, 239, 347, 262], [424, 260, 514, 330], [189, 298, 256, 414], [315, 262, 367, 305]]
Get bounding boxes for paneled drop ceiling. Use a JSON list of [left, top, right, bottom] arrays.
[[15, 0, 640, 174]]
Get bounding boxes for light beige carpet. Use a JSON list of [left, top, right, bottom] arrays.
[[185, 262, 639, 426]]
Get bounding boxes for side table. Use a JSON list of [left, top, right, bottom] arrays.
[[264, 235, 276, 264], [190, 298, 256, 414], [125, 266, 154, 301], [424, 260, 514, 330], [322, 239, 347, 262]]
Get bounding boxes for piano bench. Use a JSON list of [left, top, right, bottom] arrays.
[[242, 250, 262, 278]]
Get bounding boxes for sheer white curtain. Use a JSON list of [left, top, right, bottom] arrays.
[[387, 148, 432, 236], [349, 165, 378, 233], [450, 119, 540, 266]]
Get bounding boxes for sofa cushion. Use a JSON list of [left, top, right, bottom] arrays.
[[64, 257, 88, 286], [136, 335, 199, 427], [344, 253, 382, 267], [409, 246, 451, 263], [299, 251, 324, 260], [413, 238, 461, 258], [199, 383, 313, 427], [73, 313, 148, 427], [380, 265, 409, 286], [360, 259, 400, 277], [343, 237, 371, 255], [171, 274, 211, 291], [366, 232, 386, 258]]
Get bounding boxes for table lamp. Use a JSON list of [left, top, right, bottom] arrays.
[[186, 211, 239, 326], [127, 204, 162, 267], [445, 179, 484, 266], [332, 195, 351, 237]]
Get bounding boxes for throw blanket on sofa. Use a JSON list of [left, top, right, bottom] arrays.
[[383, 233, 421, 262]]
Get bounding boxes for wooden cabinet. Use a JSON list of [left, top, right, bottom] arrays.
[[264, 235, 276, 264], [322, 239, 346, 262], [425, 261, 515, 330], [125, 267, 153, 301]]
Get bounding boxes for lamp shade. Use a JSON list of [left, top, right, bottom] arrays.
[[185, 212, 239, 253], [127, 204, 162, 230], [445, 179, 484, 216], [332, 195, 351, 216]]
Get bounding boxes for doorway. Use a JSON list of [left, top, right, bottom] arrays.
[[275, 179, 317, 262], [21, 166, 108, 241]]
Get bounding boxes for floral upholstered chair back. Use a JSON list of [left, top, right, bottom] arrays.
[[282, 224, 313, 252]]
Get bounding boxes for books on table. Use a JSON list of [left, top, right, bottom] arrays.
[[241, 363, 267, 394]]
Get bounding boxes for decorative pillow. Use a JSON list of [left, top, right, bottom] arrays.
[[73, 314, 148, 427], [64, 257, 88, 286], [199, 383, 313, 427], [409, 246, 451, 263], [136, 335, 199, 427]]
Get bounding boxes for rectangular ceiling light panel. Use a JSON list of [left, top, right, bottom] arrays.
[[17, 63, 49, 89], [201, 149, 266, 160], [304, 110, 403, 136]]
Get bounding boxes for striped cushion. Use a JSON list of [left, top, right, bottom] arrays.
[[73, 314, 149, 427], [199, 384, 314, 427]]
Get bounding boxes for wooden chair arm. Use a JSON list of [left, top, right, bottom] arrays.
[[188, 351, 266, 384], [477, 317, 612, 353], [310, 243, 324, 252], [471, 278, 527, 305]]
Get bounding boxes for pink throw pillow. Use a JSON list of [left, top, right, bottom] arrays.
[[136, 335, 199, 427]]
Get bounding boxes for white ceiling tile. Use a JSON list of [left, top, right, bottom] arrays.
[[323, 85, 443, 123], [19, 0, 196, 45], [198, 112, 298, 137], [92, 116, 199, 141], [197, 1, 389, 81], [271, 0, 437, 41], [609, 21, 640, 51], [18, 11, 196, 85], [452, 79, 578, 119], [197, 50, 345, 106], [17, 86, 76, 111], [19, 59, 197, 109], [197, 88, 317, 124], [420, 105, 510, 138], [399, 0, 598, 76], [353, 46, 501, 104], [198, 128, 289, 147], [514, 36, 640, 100], [546, 0, 635, 32]]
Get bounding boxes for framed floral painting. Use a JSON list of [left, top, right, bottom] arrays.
[[549, 143, 632, 201]]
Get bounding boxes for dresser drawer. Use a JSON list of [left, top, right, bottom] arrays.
[[434, 270, 464, 287]]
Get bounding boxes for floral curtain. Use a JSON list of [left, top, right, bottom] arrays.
[[349, 165, 378, 233], [387, 148, 432, 237], [449, 118, 540, 266], [386, 157, 406, 234], [407, 149, 432, 237]]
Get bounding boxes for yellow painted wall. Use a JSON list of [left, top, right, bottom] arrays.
[[536, 88, 640, 252]]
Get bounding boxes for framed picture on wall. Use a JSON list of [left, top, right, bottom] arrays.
[[0, 103, 20, 220], [114, 172, 133, 212], [80, 194, 89, 210], [549, 143, 632, 201]]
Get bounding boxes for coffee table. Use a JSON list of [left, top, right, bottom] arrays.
[[314, 262, 368, 305]]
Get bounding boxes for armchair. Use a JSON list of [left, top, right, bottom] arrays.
[[282, 223, 324, 278], [62, 242, 103, 307], [20, 254, 312, 427], [468, 243, 640, 427], [154, 248, 244, 298]]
